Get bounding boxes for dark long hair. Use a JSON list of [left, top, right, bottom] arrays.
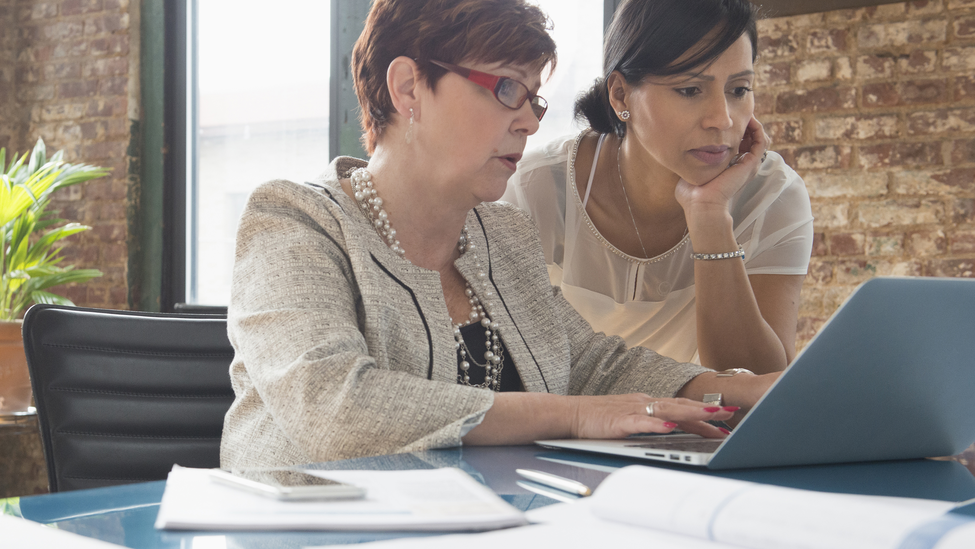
[[576, 0, 758, 137]]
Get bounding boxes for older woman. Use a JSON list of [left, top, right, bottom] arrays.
[[220, 0, 777, 469], [504, 0, 814, 373]]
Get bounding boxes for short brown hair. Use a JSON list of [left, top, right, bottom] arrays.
[[352, 0, 557, 154]]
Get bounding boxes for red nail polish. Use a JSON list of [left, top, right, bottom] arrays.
[[703, 406, 721, 413], [663, 422, 678, 429], [719, 427, 731, 435], [722, 406, 740, 412]]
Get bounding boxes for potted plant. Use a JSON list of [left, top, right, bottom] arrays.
[[0, 138, 106, 414]]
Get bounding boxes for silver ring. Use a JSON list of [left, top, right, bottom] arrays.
[[761, 150, 768, 163], [646, 402, 655, 417]]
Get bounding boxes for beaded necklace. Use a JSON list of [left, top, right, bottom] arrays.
[[350, 167, 506, 390]]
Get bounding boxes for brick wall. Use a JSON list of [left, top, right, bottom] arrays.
[[756, 0, 975, 350], [1, 1, 21, 151], [2, 0, 134, 311]]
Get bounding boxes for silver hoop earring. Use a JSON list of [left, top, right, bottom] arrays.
[[618, 110, 630, 121], [405, 108, 415, 144]]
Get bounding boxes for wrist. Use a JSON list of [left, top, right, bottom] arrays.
[[685, 213, 735, 250]]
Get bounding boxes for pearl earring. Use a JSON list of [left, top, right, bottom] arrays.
[[405, 108, 415, 144], [618, 110, 630, 121]]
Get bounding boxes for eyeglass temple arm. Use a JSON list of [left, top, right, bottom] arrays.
[[429, 60, 501, 94]]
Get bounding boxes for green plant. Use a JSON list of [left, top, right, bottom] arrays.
[[0, 138, 107, 321]]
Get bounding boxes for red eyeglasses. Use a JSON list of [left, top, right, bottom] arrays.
[[429, 60, 548, 121]]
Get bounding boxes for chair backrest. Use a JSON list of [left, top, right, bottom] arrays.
[[23, 304, 236, 492]]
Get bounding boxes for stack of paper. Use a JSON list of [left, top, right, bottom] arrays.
[[154, 466, 526, 532]]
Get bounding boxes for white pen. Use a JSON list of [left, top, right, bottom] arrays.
[[515, 468, 592, 497]]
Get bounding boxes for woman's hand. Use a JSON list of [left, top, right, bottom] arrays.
[[570, 394, 736, 440], [675, 116, 770, 218]]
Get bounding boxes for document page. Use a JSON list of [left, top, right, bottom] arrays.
[[154, 466, 526, 532], [590, 466, 962, 549]]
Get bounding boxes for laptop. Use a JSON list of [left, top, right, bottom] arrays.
[[537, 276, 975, 469]]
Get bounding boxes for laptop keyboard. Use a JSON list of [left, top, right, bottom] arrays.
[[624, 438, 723, 453]]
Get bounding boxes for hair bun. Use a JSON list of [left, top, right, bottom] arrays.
[[574, 78, 624, 137]]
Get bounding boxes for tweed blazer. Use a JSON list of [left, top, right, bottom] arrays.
[[220, 157, 710, 468]]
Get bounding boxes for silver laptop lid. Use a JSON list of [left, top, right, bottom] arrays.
[[708, 276, 975, 469]]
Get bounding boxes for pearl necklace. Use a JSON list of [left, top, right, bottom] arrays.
[[349, 167, 506, 391]]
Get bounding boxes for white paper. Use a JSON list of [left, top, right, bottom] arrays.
[[1, 515, 126, 548], [323, 512, 740, 549], [154, 466, 526, 532], [590, 466, 962, 549]]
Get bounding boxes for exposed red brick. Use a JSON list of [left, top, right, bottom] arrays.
[[797, 317, 828, 345], [859, 142, 943, 168], [44, 61, 82, 80], [951, 232, 975, 254], [926, 259, 975, 278], [83, 13, 128, 36], [754, 90, 774, 116], [807, 29, 848, 53], [91, 222, 125, 242], [89, 35, 128, 57], [39, 21, 85, 41], [955, 76, 975, 101], [764, 120, 803, 144], [81, 139, 126, 163], [104, 0, 129, 11], [830, 233, 864, 255], [867, 233, 905, 256], [806, 260, 833, 284], [98, 75, 126, 96], [82, 57, 126, 78], [811, 232, 828, 256], [52, 39, 88, 59], [900, 79, 947, 104], [758, 33, 798, 59], [898, 50, 938, 74], [857, 54, 894, 79], [26, 3, 58, 21], [794, 145, 852, 169], [862, 82, 899, 107], [756, 62, 790, 87], [907, 108, 975, 135], [776, 86, 856, 113], [86, 96, 125, 117], [906, 1, 943, 15], [929, 168, 975, 191], [952, 198, 975, 224], [906, 230, 947, 256], [952, 139, 975, 164], [16, 65, 39, 84], [57, 79, 98, 99], [955, 15, 975, 38], [62, 0, 106, 17]]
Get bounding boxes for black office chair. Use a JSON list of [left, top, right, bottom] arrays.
[[23, 304, 236, 492]]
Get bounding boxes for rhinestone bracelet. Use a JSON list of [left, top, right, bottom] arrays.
[[690, 246, 745, 261]]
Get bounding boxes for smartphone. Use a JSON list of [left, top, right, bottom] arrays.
[[209, 468, 366, 501]]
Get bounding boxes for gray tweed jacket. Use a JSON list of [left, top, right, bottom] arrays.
[[220, 157, 709, 468]]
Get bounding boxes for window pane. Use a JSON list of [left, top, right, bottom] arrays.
[[186, 0, 600, 306], [190, 0, 331, 305], [527, 0, 603, 152]]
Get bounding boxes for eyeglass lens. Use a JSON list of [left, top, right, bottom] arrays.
[[496, 78, 547, 121]]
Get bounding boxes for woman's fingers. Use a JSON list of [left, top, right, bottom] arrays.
[[572, 394, 741, 440], [644, 399, 737, 438], [739, 116, 769, 156]]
